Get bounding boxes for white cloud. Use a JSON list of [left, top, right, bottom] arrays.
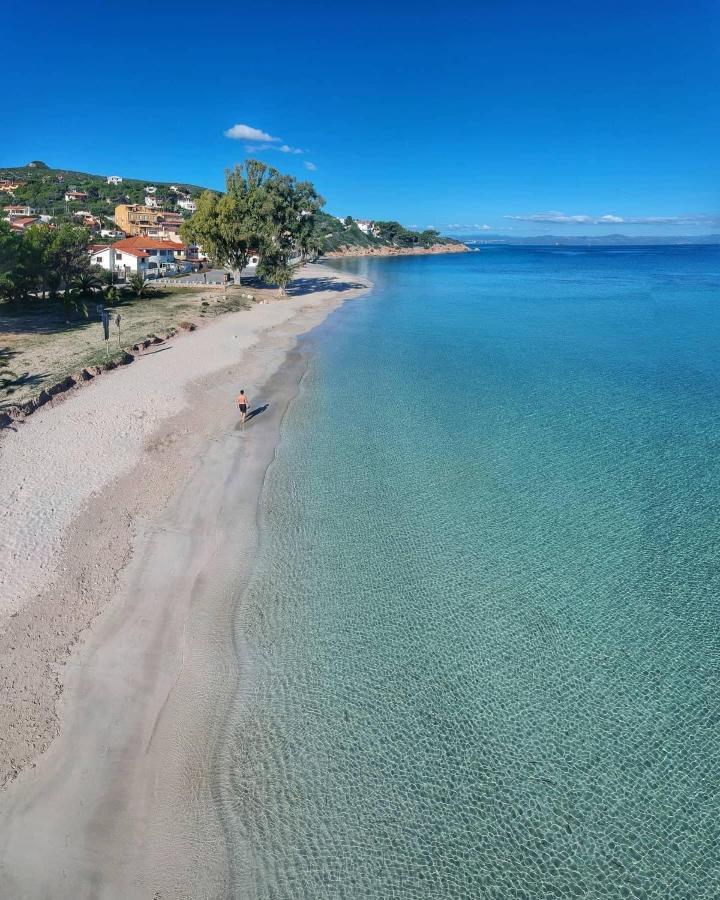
[[505, 211, 720, 226], [224, 123, 280, 142], [443, 223, 494, 233], [243, 139, 305, 155], [304, 161, 318, 171]]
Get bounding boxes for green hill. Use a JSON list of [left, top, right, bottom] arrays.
[[312, 211, 462, 253], [0, 162, 464, 252], [0, 162, 205, 226]]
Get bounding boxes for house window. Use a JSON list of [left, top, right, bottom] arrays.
[[96, 256, 102, 263], [116, 252, 122, 259]]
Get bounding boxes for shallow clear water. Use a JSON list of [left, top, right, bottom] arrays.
[[223, 247, 720, 898]]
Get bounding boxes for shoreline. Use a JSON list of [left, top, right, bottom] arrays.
[[323, 241, 468, 258], [0, 263, 371, 896]]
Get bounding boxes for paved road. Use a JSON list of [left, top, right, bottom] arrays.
[[160, 267, 225, 286], [168, 266, 260, 286]]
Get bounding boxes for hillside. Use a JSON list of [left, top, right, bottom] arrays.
[[312, 211, 465, 254], [0, 161, 205, 226], [0, 162, 466, 253]]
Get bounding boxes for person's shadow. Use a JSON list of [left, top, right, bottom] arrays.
[[245, 403, 269, 423]]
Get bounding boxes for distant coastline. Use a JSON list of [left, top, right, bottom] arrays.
[[324, 241, 468, 258], [458, 233, 720, 247]]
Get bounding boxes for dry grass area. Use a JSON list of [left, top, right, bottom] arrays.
[[0, 282, 279, 410]]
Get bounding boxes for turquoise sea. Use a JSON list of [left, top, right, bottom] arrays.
[[221, 247, 720, 898]]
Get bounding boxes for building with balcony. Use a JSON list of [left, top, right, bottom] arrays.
[[4, 204, 36, 218], [114, 204, 184, 239]]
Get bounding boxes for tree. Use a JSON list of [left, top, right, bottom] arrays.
[[23, 224, 55, 298], [0, 220, 24, 304], [182, 160, 324, 290], [257, 250, 295, 296], [72, 267, 103, 296], [418, 228, 441, 248], [246, 163, 324, 294], [97, 268, 114, 288], [181, 174, 257, 282], [128, 273, 150, 298], [0, 221, 41, 305], [48, 224, 91, 293], [46, 271, 62, 301]]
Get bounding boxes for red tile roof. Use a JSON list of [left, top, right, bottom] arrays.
[[114, 247, 149, 258], [113, 236, 186, 252]]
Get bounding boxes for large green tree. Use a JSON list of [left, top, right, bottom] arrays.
[[0, 221, 49, 304], [0, 221, 27, 303], [181, 163, 262, 281], [48, 224, 91, 292], [23, 224, 55, 298], [249, 163, 324, 294], [182, 160, 324, 291]]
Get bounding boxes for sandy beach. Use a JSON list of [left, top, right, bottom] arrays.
[[0, 263, 371, 898]]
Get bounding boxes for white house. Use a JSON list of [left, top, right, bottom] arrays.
[[355, 219, 376, 235], [90, 245, 150, 277], [144, 195, 159, 208], [65, 190, 87, 202], [177, 199, 197, 213], [90, 237, 188, 279], [107, 175, 123, 185], [4, 204, 35, 217], [145, 185, 157, 194]]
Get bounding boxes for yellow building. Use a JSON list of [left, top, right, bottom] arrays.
[[114, 204, 183, 238]]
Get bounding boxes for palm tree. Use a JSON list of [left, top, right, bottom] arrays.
[[72, 268, 103, 297], [128, 273, 151, 298]]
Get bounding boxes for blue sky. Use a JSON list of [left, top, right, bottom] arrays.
[[4, 0, 719, 235]]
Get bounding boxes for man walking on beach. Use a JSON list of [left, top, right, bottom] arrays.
[[237, 389, 250, 424]]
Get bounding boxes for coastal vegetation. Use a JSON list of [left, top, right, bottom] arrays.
[[0, 220, 93, 305], [127, 273, 151, 299], [310, 212, 457, 253], [182, 160, 324, 294]]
